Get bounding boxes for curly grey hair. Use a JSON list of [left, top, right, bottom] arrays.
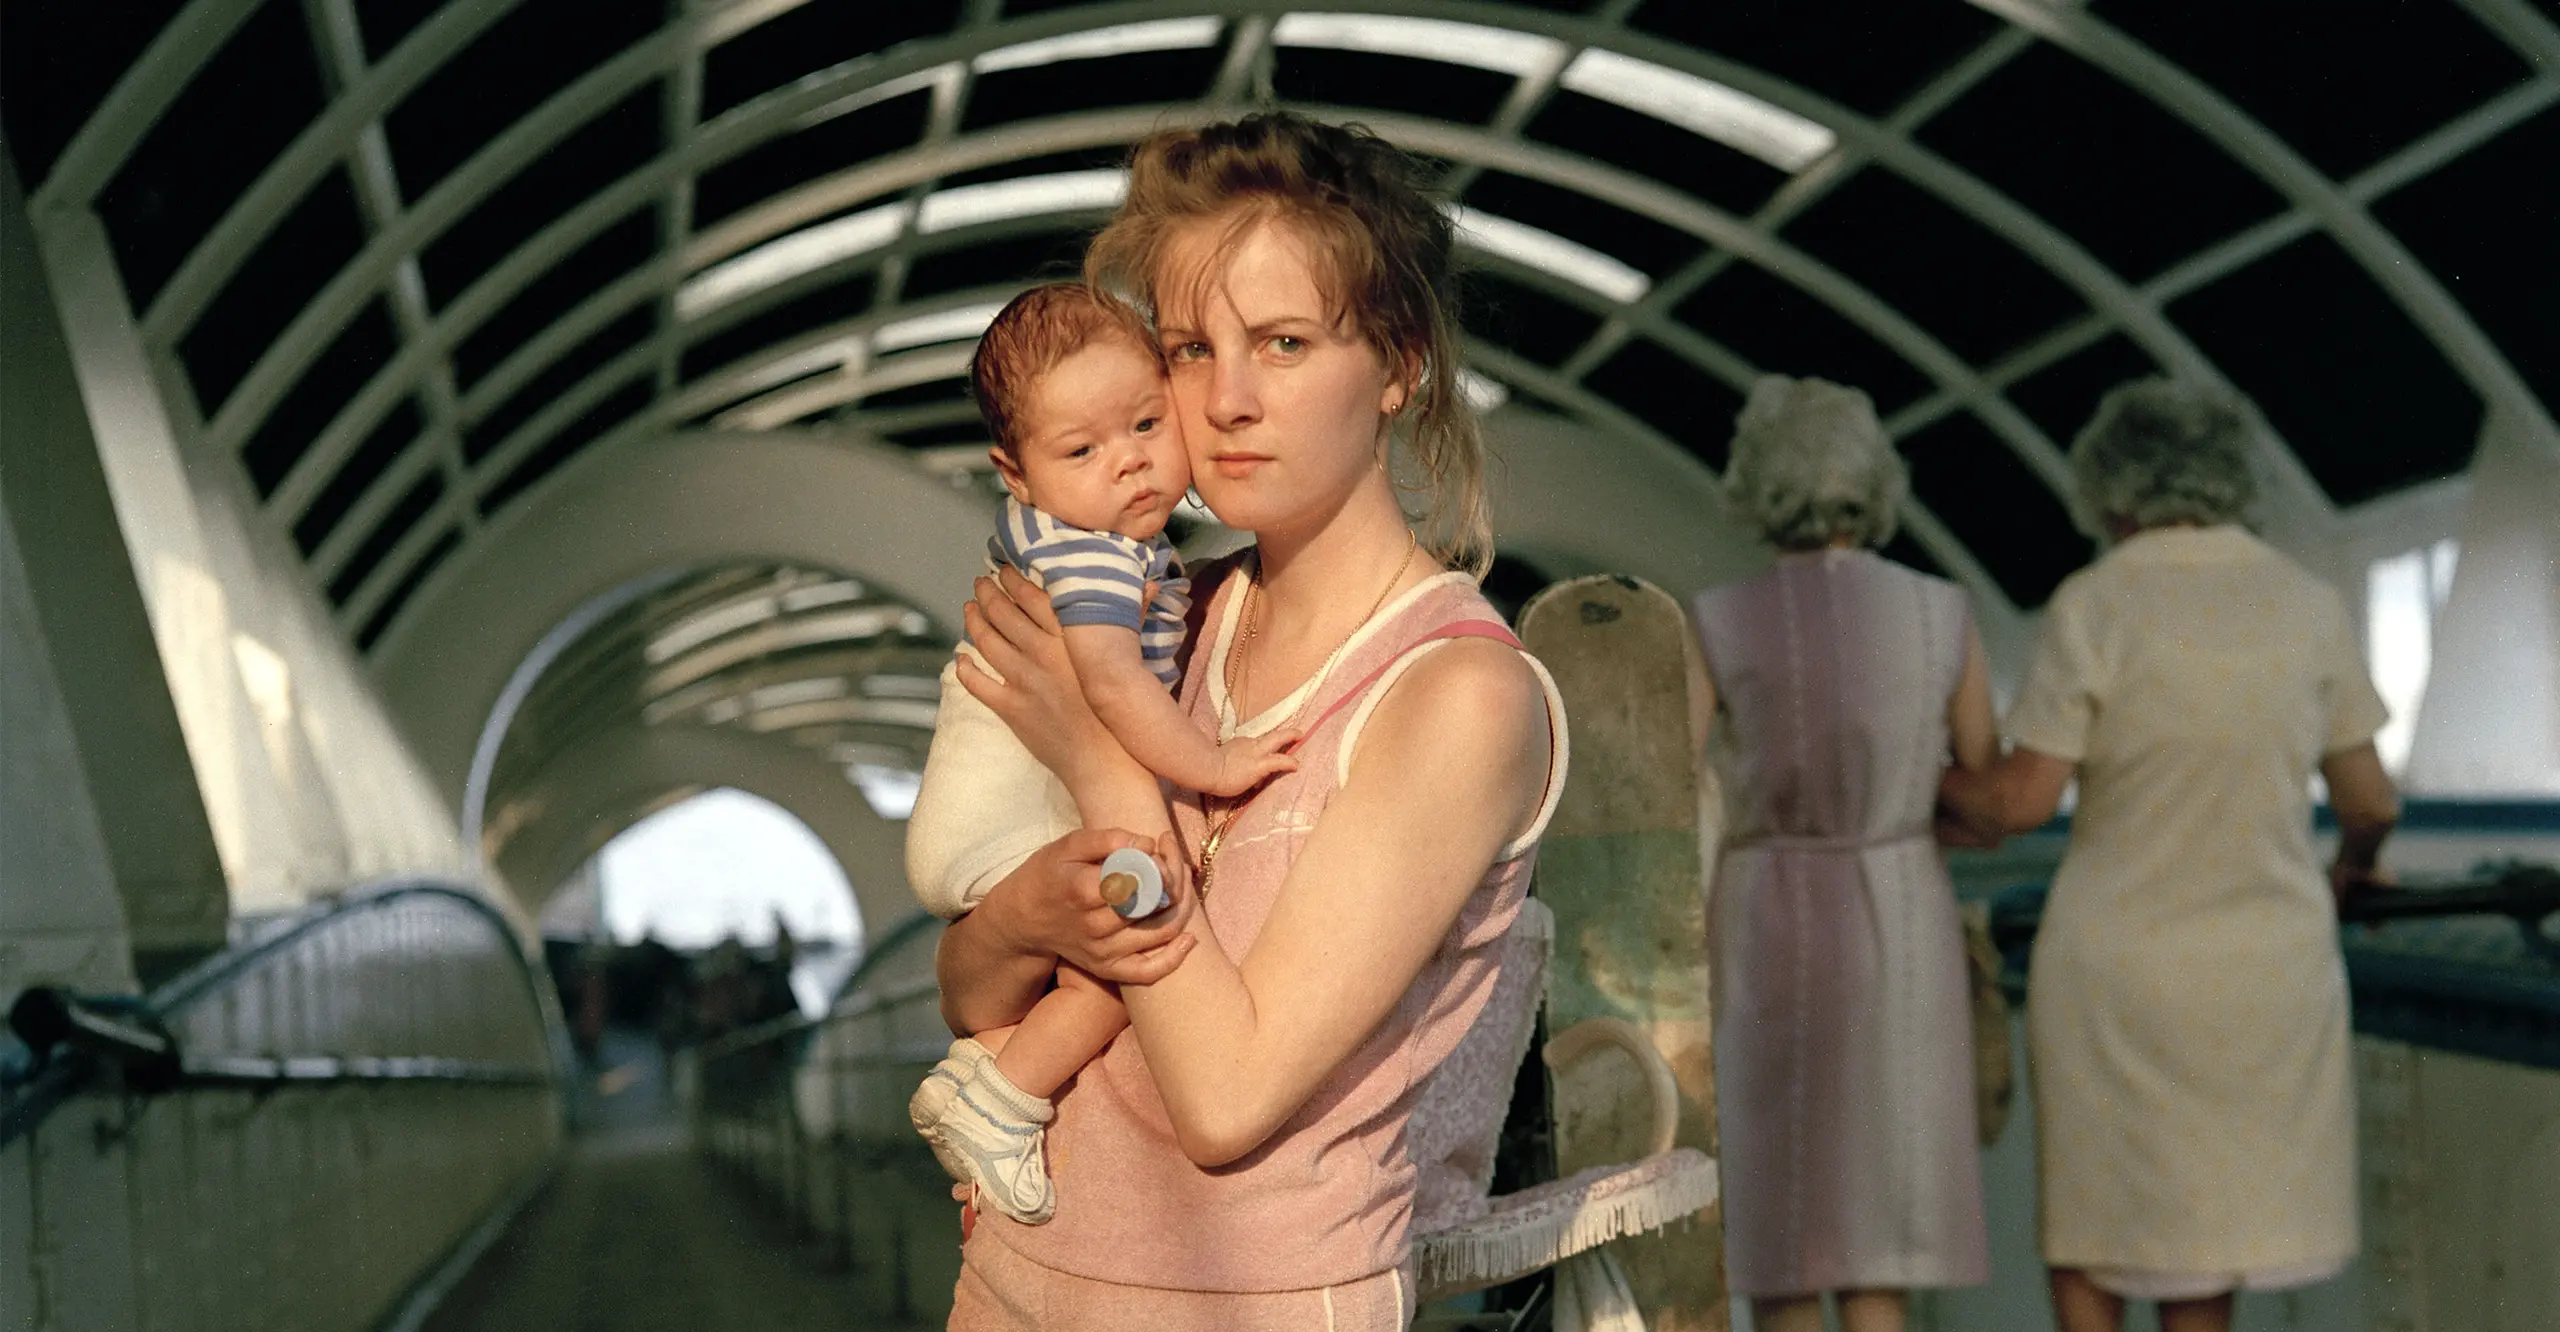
[[2068, 379, 2259, 536], [1722, 375, 1906, 550]]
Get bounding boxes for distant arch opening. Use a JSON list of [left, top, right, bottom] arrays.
[[592, 787, 861, 952]]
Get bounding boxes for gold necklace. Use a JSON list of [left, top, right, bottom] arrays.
[[1196, 531, 1418, 901]]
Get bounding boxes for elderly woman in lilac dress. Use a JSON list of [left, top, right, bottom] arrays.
[[1690, 377, 1994, 1332]]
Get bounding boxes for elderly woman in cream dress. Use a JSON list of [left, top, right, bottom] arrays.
[[1691, 377, 1995, 1332], [1942, 380, 2401, 1332]]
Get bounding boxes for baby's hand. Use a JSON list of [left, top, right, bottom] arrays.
[[1198, 728, 1300, 797]]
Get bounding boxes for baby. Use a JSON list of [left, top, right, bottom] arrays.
[[904, 283, 1293, 1224]]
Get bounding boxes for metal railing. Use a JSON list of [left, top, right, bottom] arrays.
[[1979, 861, 2560, 1070], [0, 880, 567, 1332], [694, 910, 958, 1325]]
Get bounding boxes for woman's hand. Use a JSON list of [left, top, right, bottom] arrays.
[[961, 565, 1185, 840], [1935, 766, 2006, 847], [957, 567, 1118, 785], [1934, 803, 2004, 850], [936, 827, 1199, 1035], [2329, 859, 2396, 916], [985, 827, 1198, 983]]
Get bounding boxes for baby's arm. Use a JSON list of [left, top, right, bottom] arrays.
[[1062, 622, 1295, 796]]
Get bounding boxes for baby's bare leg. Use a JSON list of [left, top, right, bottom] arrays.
[[989, 964, 1127, 1099]]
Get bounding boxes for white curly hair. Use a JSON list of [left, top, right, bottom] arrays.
[[2068, 378, 2259, 537], [1722, 374, 1906, 550]]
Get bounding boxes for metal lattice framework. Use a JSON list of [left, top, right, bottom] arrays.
[[17, 0, 2560, 841]]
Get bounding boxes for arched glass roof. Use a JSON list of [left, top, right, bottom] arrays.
[[479, 561, 951, 858], [6, 0, 2554, 646]]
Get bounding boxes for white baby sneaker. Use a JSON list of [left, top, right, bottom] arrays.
[[909, 1043, 1057, 1225], [909, 1037, 994, 1183]]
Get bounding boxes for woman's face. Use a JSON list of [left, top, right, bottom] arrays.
[[1151, 216, 1404, 539]]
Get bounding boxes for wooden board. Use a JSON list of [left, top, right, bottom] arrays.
[[1519, 574, 1727, 1332]]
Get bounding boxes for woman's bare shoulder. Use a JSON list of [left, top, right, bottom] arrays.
[[1363, 635, 1549, 769]]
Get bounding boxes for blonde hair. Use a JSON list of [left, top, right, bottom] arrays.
[[1085, 112, 1490, 574], [1723, 375, 1906, 549]]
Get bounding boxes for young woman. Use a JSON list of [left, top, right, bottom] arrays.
[[931, 112, 1568, 1329]]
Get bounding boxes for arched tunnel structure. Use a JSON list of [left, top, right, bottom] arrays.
[[3, 3, 2557, 1330]]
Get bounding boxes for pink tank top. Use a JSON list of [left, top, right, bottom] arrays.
[[983, 566, 1568, 1291]]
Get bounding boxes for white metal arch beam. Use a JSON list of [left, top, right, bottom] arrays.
[[473, 280, 1035, 521], [514, 104, 2086, 529], [368, 98, 2083, 541], [488, 719, 914, 943], [670, 103, 2095, 512], [160, 20, 689, 454], [371, 429, 991, 806], [268, 103, 1160, 530], [139, 0, 523, 338], [1460, 250, 2023, 637], [114, 0, 2284, 545], [1879, 70, 2557, 448], [623, 642, 952, 734], [1975, 0, 2560, 454], [80, 0, 2490, 616], [319, 225, 1080, 608], [24, 0, 270, 213], [1463, 342, 2025, 648], [1468, 390, 1769, 601], [2457, 0, 2560, 78], [1469, 2, 2337, 537], [136, 1, 1185, 463], [335, 101, 2069, 631]]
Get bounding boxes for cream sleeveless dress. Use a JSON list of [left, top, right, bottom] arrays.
[[2008, 525, 2386, 1296]]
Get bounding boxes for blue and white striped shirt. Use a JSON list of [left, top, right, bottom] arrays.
[[988, 496, 1192, 688]]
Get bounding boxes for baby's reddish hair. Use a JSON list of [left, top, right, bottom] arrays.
[[971, 283, 1156, 456]]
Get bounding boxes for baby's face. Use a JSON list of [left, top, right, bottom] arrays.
[[995, 337, 1191, 541]]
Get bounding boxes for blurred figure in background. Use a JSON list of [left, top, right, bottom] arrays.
[[1941, 379, 2400, 1332], [1691, 376, 1995, 1332]]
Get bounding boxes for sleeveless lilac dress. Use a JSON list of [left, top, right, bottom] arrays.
[[1690, 549, 1989, 1298]]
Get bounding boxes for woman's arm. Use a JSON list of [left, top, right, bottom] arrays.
[[2320, 741, 2399, 904], [1947, 623, 1998, 773], [1119, 640, 1550, 1166], [1939, 746, 2074, 841], [1935, 625, 2005, 848], [933, 826, 1196, 1034], [960, 562, 1549, 1164], [935, 569, 1199, 1035]]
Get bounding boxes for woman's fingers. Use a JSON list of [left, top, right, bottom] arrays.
[[1098, 933, 1197, 987], [954, 617, 1037, 734], [957, 600, 1004, 669], [1152, 838, 1197, 915], [1038, 827, 1193, 963], [974, 571, 1050, 651], [1074, 865, 1191, 950], [953, 642, 1009, 709], [995, 564, 1063, 635], [964, 587, 1036, 673]]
